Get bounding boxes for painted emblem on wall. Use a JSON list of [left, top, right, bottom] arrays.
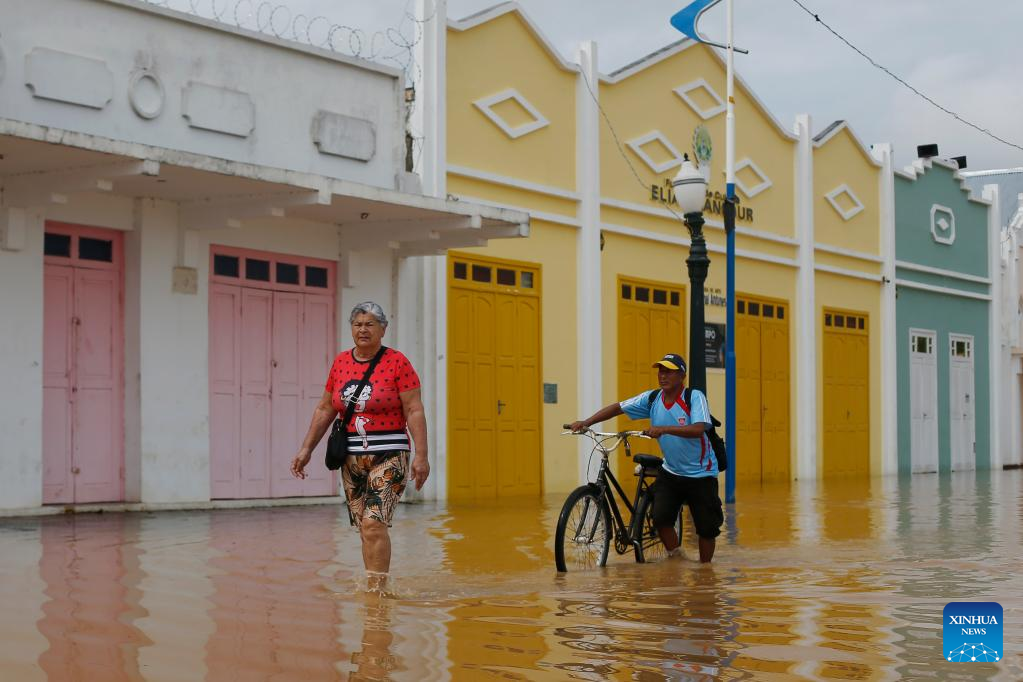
[[473, 88, 549, 139], [930, 204, 956, 245], [692, 124, 712, 166]]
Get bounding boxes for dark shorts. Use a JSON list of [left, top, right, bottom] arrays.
[[652, 469, 724, 539]]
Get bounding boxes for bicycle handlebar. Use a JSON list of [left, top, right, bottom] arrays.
[[560, 425, 652, 439]]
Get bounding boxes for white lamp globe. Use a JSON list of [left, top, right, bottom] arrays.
[[671, 153, 708, 215]]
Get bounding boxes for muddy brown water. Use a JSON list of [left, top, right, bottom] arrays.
[[1, 471, 1021, 680]]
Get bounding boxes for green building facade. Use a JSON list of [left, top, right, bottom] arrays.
[[894, 158, 993, 473]]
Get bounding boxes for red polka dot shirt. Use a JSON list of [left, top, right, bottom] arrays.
[[325, 348, 421, 453]]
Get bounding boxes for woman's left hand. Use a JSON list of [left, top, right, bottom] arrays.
[[411, 452, 430, 490]]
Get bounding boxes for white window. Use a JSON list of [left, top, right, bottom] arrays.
[[950, 336, 972, 359], [911, 332, 934, 355]]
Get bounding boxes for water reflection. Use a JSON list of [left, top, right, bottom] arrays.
[[347, 593, 399, 681], [135, 513, 216, 681], [0, 470, 1019, 680], [205, 506, 344, 680], [36, 515, 150, 681], [433, 497, 555, 576]]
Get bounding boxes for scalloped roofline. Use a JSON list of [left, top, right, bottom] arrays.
[[450, 2, 796, 142], [812, 120, 881, 167], [895, 156, 991, 206]]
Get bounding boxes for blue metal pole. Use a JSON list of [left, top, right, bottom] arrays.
[[724, 0, 736, 504], [725, 188, 736, 504]]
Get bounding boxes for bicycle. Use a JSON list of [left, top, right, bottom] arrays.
[[554, 426, 680, 572]]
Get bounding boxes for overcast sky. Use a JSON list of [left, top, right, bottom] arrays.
[[186, 0, 1023, 171]]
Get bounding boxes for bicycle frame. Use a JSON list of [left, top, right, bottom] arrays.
[[580, 432, 659, 555]]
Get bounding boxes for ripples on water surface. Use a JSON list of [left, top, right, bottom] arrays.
[[0, 471, 1020, 680]]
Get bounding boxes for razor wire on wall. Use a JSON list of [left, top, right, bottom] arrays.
[[139, 0, 428, 83]]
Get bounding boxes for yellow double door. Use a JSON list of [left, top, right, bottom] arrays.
[[616, 277, 686, 476], [448, 255, 542, 499], [822, 309, 870, 476], [735, 296, 791, 482]]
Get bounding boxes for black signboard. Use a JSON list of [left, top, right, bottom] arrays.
[[704, 323, 726, 369]]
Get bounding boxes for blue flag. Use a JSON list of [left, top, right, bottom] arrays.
[[670, 0, 746, 52], [669, 0, 723, 43]]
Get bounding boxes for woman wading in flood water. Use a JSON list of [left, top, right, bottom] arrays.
[[291, 301, 429, 590]]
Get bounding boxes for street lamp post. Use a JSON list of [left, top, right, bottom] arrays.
[[672, 154, 710, 393]]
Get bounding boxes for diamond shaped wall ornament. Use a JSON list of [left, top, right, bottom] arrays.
[[473, 88, 550, 139], [731, 158, 772, 198], [824, 184, 865, 221], [930, 204, 956, 245], [626, 131, 685, 174], [674, 78, 726, 120]]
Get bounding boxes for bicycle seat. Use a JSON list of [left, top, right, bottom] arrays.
[[633, 454, 663, 469]]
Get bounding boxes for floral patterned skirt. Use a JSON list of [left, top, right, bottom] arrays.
[[340, 451, 410, 528]]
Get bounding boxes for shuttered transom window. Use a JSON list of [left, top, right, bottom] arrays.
[[210, 248, 334, 292], [619, 279, 683, 307], [738, 296, 787, 320], [824, 309, 868, 334], [450, 256, 539, 294]]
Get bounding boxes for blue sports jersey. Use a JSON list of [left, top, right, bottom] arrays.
[[620, 388, 716, 478]]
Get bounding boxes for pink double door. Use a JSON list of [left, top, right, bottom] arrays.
[[208, 247, 337, 499], [43, 223, 124, 504]]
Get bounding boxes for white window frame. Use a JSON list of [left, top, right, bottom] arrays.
[[909, 328, 935, 356]]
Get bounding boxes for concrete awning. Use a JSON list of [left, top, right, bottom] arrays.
[[0, 119, 529, 256]]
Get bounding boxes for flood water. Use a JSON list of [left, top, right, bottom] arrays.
[[1, 471, 1021, 681]]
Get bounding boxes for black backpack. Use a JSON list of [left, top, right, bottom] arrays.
[[647, 388, 728, 472]]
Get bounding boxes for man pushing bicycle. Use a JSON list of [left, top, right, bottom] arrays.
[[568, 353, 724, 563]]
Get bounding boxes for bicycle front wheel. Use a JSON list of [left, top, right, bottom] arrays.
[[633, 488, 680, 564], [555, 485, 612, 572]]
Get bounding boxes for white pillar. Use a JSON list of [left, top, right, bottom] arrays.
[[123, 199, 143, 502], [430, 256, 448, 500], [983, 183, 1002, 470], [413, 0, 447, 500], [794, 115, 816, 480], [1004, 229, 1019, 469], [873, 143, 898, 475], [1009, 204, 1023, 467], [576, 41, 602, 482], [0, 207, 44, 509], [414, 0, 447, 200]]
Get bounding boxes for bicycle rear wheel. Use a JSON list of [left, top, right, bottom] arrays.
[[555, 485, 612, 572], [633, 488, 680, 564]]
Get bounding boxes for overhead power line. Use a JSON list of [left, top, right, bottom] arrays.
[[578, 69, 690, 228], [790, 0, 1023, 155]]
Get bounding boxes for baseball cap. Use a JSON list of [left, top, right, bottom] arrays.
[[652, 353, 687, 373]]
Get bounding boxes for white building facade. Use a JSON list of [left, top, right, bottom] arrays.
[[963, 168, 1023, 470], [0, 0, 525, 512]]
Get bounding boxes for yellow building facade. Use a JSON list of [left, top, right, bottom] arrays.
[[439, 4, 898, 499]]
